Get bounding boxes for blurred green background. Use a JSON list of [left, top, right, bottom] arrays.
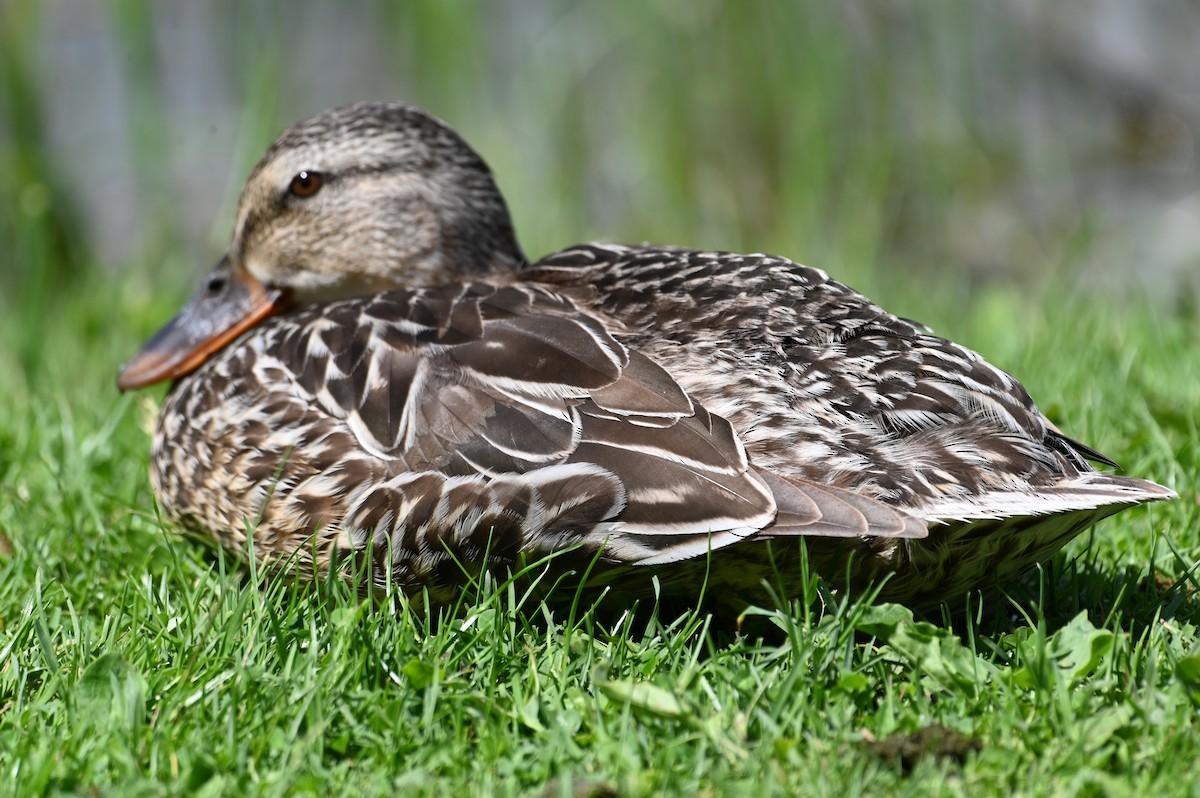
[[3, 0, 1200, 397]]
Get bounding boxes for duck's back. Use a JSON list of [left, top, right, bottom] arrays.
[[525, 244, 1165, 521]]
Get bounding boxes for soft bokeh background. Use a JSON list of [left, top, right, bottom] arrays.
[[5, 0, 1200, 321]]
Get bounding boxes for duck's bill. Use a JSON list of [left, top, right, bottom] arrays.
[[117, 261, 283, 391]]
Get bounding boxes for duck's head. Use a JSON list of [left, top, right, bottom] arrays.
[[118, 101, 525, 390]]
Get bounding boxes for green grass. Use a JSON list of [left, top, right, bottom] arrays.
[[3, 2, 1200, 795]]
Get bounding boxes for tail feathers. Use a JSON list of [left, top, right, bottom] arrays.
[[1045, 427, 1121, 468], [918, 474, 1175, 524]]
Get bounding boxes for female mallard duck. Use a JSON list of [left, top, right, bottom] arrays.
[[119, 101, 1172, 614]]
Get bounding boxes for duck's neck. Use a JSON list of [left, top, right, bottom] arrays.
[[438, 209, 527, 283]]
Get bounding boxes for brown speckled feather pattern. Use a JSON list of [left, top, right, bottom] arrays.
[[152, 249, 1170, 612], [529, 244, 1088, 506], [523, 244, 1173, 604], [154, 281, 930, 608], [136, 102, 1173, 615]]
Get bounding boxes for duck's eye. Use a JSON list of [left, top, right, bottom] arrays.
[[288, 170, 324, 199]]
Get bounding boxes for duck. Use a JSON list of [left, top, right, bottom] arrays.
[[118, 101, 1174, 615]]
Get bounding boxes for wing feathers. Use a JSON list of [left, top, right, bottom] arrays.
[[590, 351, 694, 418], [754, 468, 929, 539], [450, 314, 625, 388], [264, 279, 1166, 585]]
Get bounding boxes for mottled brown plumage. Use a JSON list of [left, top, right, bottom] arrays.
[[120, 102, 1173, 615]]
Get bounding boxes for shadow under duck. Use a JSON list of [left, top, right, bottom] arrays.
[[118, 102, 1174, 616]]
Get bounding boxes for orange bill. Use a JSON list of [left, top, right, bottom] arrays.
[[118, 258, 284, 391]]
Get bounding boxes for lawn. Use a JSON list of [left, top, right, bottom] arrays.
[[3, 3, 1199, 795]]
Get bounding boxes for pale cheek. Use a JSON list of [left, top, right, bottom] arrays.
[[241, 212, 416, 299], [243, 219, 319, 276], [241, 251, 283, 286], [287, 270, 348, 304]]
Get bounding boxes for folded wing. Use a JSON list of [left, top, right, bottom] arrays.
[[266, 282, 925, 575]]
